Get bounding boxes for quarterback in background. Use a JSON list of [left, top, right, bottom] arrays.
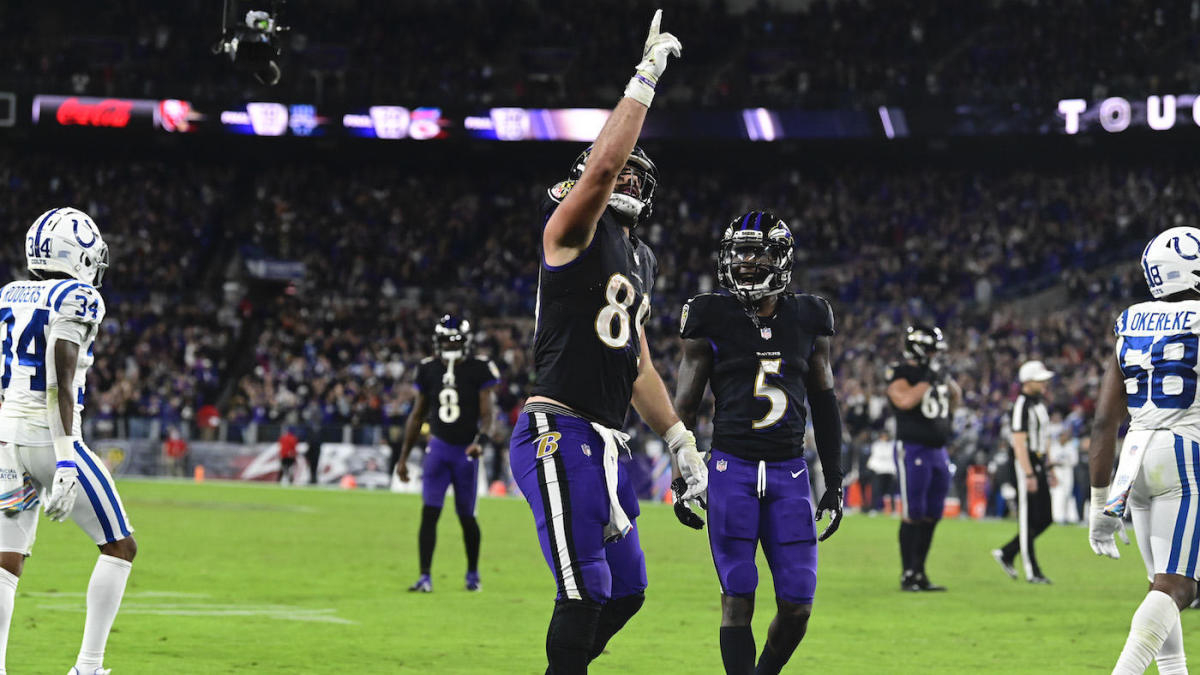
[[0, 208, 135, 675], [508, 10, 707, 673], [674, 212, 844, 675], [1089, 227, 1200, 675], [887, 325, 960, 591], [396, 315, 500, 593]]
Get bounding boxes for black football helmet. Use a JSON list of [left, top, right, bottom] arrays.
[[903, 324, 946, 364], [717, 211, 795, 306], [434, 314, 472, 359], [568, 145, 658, 225]]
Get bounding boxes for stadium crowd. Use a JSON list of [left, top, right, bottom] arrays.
[[3, 0, 1198, 109], [3, 145, 1195, 510]]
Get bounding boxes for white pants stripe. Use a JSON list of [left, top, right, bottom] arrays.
[[895, 442, 910, 520], [533, 413, 581, 600], [1015, 461, 1033, 581]]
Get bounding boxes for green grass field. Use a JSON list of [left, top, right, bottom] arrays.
[[7, 479, 1187, 673]]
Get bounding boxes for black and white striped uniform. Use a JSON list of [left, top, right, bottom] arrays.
[[1000, 393, 1053, 579]]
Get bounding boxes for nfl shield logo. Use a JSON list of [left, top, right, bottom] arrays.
[[716, 460, 728, 472], [760, 327, 772, 340], [581, 444, 592, 457]]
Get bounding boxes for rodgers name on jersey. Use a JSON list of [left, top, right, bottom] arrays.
[[1116, 299, 1200, 434], [0, 279, 104, 445]]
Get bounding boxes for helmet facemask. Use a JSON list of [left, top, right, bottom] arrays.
[[903, 325, 946, 364], [434, 317, 471, 361], [568, 146, 658, 226], [718, 227, 793, 306]]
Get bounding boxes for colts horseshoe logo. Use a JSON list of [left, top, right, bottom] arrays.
[[73, 219, 98, 248]]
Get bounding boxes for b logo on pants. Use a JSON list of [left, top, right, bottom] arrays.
[[535, 432, 562, 458]]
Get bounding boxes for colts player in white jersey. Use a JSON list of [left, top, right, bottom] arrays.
[[1090, 226, 1200, 675], [0, 208, 135, 675]]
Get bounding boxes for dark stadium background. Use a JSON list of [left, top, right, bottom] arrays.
[[2, 0, 1196, 515]]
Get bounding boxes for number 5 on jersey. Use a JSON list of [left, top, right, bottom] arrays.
[[753, 358, 786, 429]]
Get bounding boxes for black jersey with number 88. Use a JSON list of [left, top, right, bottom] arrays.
[[530, 183, 659, 429]]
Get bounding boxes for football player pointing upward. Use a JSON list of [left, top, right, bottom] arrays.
[[0, 208, 135, 675], [1089, 227, 1200, 674], [675, 212, 844, 675], [508, 10, 706, 673]]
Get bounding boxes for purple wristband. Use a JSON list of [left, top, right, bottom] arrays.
[[56, 460, 76, 469], [633, 73, 656, 89]]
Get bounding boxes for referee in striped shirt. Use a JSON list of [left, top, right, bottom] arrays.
[[992, 360, 1055, 584]]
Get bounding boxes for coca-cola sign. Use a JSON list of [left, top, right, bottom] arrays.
[[32, 95, 163, 129]]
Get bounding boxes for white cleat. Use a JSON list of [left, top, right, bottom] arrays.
[[68, 667, 111, 675]]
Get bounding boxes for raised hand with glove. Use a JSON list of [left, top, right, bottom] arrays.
[[623, 9, 682, 108]]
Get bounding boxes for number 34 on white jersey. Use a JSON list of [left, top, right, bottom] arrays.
[[1116, 299, 1200, 433], [0, 279, 105, 445]]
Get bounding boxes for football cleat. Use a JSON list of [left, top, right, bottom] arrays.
[[913, 572, 946, 592], [465, 571, 481, 592], [1028, 575, 1053, 585], [991, 549, 1018, 580], [900, 571, 922, 592], [408, 574, 433, 593], [68, 668, 111, 675]]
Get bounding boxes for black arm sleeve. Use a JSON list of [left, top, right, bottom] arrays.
[[808, 388, 844, 487]]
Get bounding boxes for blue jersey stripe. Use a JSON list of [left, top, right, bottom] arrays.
[[44, 279, 73, 307], [52, 283, 86, 312], [1170, 434, 1191, 574], [76, 441, 129, 538]]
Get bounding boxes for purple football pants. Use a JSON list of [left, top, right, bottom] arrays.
[[422, 436, 480, 519], [707, 449, 818, 605], [894, 441, 950, 521], [510, 409, 646, 604]]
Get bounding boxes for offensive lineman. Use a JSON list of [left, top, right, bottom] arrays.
[[1089, 227, 1200, 674], [0, 208, 135, 675], [397, 315, 500, 593], [886, 325, 960, 591], [508, 11, 707, 672], [674, 212, 844, 675]]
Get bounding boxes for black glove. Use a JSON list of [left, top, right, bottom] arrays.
[[816, 486, 843, 541], [671, 477, 706, 530]]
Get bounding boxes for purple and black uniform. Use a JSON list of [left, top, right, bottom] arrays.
[[888, 362, 952, 520], [510, 182, 657, 603], [413, 355, 500, 518], [680, 291, 835, 604]]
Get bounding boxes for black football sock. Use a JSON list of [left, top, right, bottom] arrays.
[[418, 505, 441, 575], [899, 522, 917, 574], [914, 521, 932, 574], [756, 604, 810, 675], [588, 592, 644, 662], [920, 520, 939, 574], [720, 626, 756, 675], [546, 599, 601, 675], [460, 515, 481, 573]]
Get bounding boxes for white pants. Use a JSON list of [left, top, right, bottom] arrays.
[[1129, 432, 1200, 580], [1050, 464, 1078, 524], [0, 443, 133, 556]]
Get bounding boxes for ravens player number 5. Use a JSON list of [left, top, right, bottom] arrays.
[[674, 212, 844, 675]]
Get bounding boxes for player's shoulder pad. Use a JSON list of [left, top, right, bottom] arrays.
[[792, 293, 835, 336], [888, 361, 924, 384], [476, 356, 502, 382], [50, 283, 104, 324], [680, 293, 727, 339], [547, 180, 575, 205]]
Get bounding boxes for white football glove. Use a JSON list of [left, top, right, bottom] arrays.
[[1089, 487, 1124, 560], [45, 461, 79, 522], [624, 9, 683, 108], [664, 422, 707, 502]]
